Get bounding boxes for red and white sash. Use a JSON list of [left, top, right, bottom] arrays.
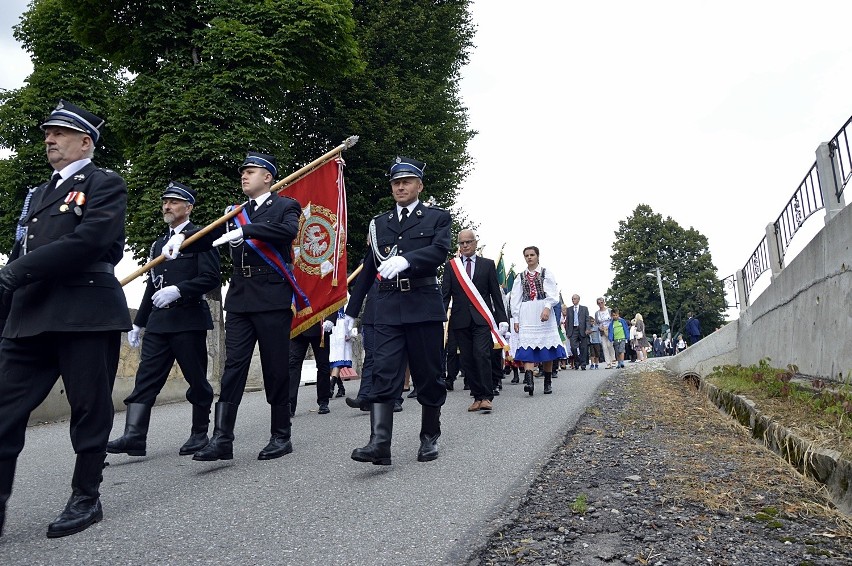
[[449, 257, 508, 348]]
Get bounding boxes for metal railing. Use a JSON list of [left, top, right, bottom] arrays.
[[773, 162, 824, 261], [829, 115, 852, 200], [740, 236, 769, 305], [721, 273, 739, 309]]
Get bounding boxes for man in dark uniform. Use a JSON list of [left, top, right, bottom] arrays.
[[164, 152, 301, 462], [441, 229, 508, 412], [107, 181, 220, 457], [0, 101, 131, 538], [344, 156, 451, 465], [289, 321, 332, 415]]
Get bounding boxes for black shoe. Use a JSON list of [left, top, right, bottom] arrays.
[[352, 403, 394, 465], [417, 406, 441, 462], [407, 388, 417, 398], [193, 402, 238, 462], [318, 403, 330, 415], [179, 405, 211, 455], [335, 388, 346, 398], [393, 400, 403, 412], [523, 370, 534, 395], [106, 403, 151, 457], [581, 365, 586, 371], [46, 453, 106, 538], [492, 388, 500, 396], [258, 404, 293, 460], [463, 384, 470, 391], [346, 396, 365, 409], [444, 379, 454, 391], [510, 375, 519, 384], [543, 373, 553, 394]]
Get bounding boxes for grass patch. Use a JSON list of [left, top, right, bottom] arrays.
[[570, 493, 588, 514], [707, 359, 852, 460]]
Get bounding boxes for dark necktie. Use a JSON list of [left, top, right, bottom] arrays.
[[399, 207, 409, 226], [465, 257, 472, 278], [34, 172, 62, 210], [168, 229, 175, 240]]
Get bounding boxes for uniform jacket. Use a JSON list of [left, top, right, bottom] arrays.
[[346, 202, 451, 325], [134, 221, 220, 333], [4, 162, 131, 338], [442, 255, 508, 329], [184, 192, 301, 313]]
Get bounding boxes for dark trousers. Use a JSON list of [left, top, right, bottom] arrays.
[[370, 321, 447, 407], [444, 327, 460, 381], [356, 323, 374, 400], [568, 327, 589, 367], [490, 347, 503, 389], [455, 322, 494, 401], [0, 331, 121, 459], [125, 330, 213, 408], [219, 309, 292, 406], [288, 332, 331, 412]]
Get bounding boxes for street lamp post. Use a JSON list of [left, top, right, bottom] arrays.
[[649, 267, 670, 339]]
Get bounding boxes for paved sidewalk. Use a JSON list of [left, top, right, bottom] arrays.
[[2, 367, 615, 565]]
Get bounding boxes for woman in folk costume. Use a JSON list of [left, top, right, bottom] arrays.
[[324, 305, 356, 397], [510, 246, 566, 395]]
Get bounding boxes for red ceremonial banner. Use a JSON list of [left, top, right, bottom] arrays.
[[281, 157, 348, 337]]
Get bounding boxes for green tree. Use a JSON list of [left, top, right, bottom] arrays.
[[0, 0, 126, 253], [278, 0, 476, 269], [55, 0, 362, 264], [606, 204, 726, 338]]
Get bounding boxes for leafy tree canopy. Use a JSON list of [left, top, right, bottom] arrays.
[[606, 204, 726, 339]]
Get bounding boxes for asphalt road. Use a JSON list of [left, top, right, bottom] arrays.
[[1, 367, 615, 565]]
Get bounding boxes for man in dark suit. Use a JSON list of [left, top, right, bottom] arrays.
[[164, 152, 301, 462], [0, 101, 131, 538], [442, 229, 508, 412], [652, 333, 665, 357], [567, 294, 590, 371], [344, 156, 451, 465], [289, 321, 332, 415], [685, 312, 702, 345], [107, 181, 220, 458]]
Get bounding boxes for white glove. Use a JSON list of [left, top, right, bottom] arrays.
[[152, 285, 181, 308], [378, 256, 410, 279], [212, 227, 243, 247], [498, 322, 509, 335], [127, 324, 142, 348], [322, 320, 334, 333], [347, 327, 359, 340], [162, 233, 185, 260], [344, 315, 356, 334]]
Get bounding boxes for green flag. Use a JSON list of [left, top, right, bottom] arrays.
[[506, 264, 517, 293]]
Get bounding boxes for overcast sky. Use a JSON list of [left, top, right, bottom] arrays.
[[2, 1, 850, 314]]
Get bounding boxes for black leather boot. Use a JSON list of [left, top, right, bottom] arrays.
[[351, 402, 393, 465], [523, 370, 534, 395], [106, 403, 151, 456], [543, 372, 553, 394], [417, 406, 441, 462], [258, 404, 293, 460], [46, 453, 106, 538], [193, 402, 237, 461], [0, 459, 16, 537], [179, 404, 211, 456], [511, 367, 519, 383]]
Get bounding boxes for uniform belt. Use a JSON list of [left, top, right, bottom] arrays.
[[82, 262, 115, 274], [377, 276, 438, 292], [233, 265, 283, 277], [156, 298, 204, 310]]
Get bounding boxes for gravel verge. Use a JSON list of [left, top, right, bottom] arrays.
[[470, 359, 852, 565]]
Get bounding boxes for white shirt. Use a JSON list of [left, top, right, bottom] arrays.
[[53, 158, 92, 189], [252, 191, 272, 209], [396, 199, 419, 222], [462, 254, 476, 277]]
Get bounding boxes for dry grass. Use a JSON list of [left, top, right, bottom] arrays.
[[630, 370, 852, 537]]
